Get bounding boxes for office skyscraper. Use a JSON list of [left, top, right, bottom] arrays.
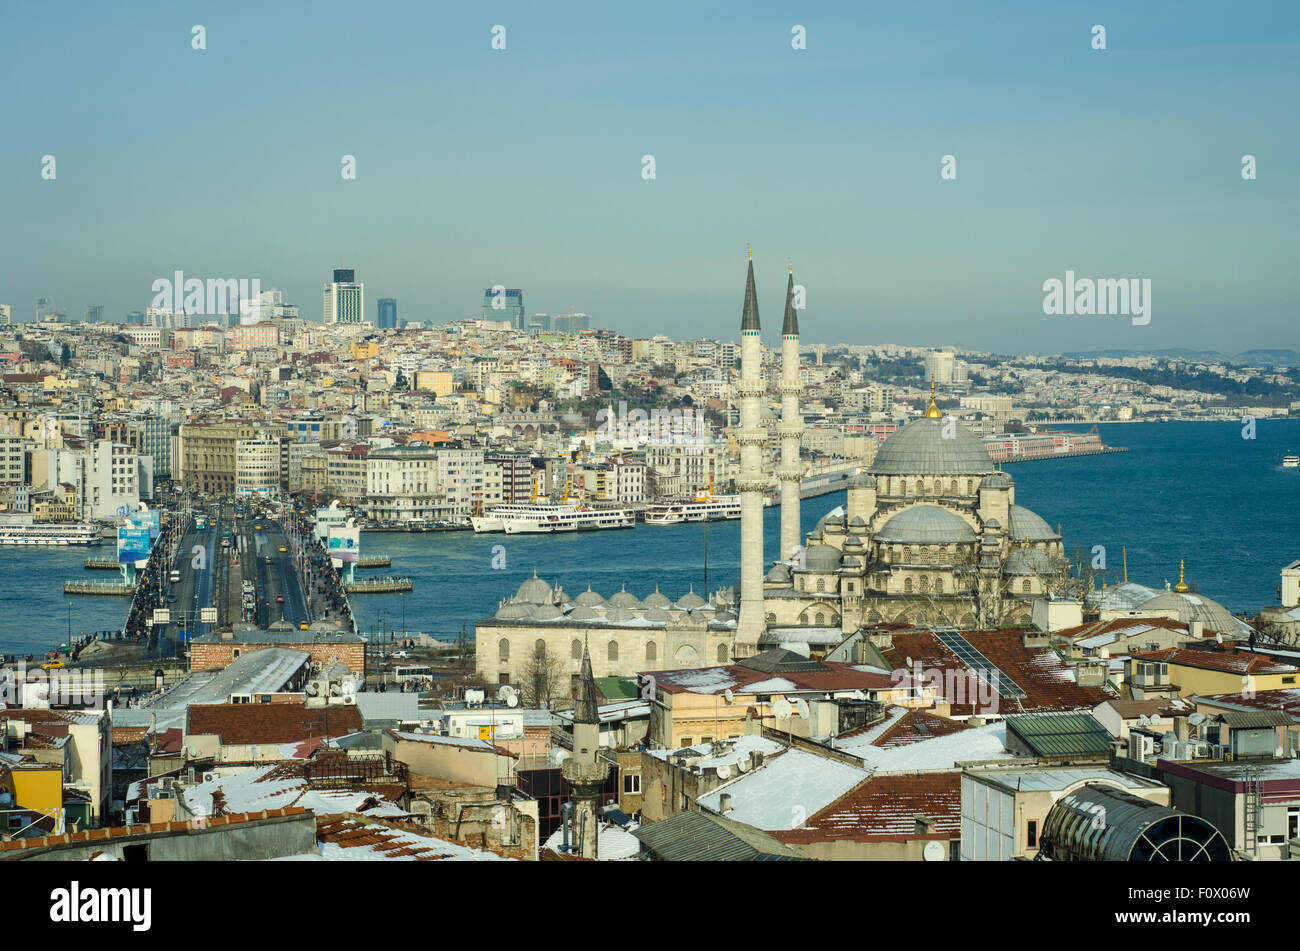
[[324, 268, 364, 325], [377, 298, 398, 329], [482, 288, 524, 329], [0, 305, 10, 326]]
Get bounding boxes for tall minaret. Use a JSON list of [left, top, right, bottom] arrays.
[[561, 641, 610, 858], [734, 250, 767, 658], [777, 261, 803, 562]]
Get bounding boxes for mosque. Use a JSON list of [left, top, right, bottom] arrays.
[[476, 254, 1071, 686]]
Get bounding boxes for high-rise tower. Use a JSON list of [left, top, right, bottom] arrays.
[[777, 262, 803, 562], [734, 250, 768, 658], [324, 268, 364, 325]]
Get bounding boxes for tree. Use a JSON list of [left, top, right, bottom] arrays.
[[60, 342, 71, 366], [596, 366, 612, 392], [522, 640, 564, 709], [394, 368, 409, 391]]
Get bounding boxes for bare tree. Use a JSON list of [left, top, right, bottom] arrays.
[[522, 641, 564, 709]]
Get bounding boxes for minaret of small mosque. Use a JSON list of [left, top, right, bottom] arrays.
[[561, 640, 611, 858], [777, 260, 804, 562], [734, 249, 768, 657]]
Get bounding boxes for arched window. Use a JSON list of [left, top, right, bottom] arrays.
[[815, 612, 825, 625], [936, 577, 944, 595], [608, 640, 619, 662], [965, 479, 973, 494], [498, 638, 510, 661], [571, 639, 582, 660], [904, 577, 913, 594], [535, 639, 545, 655], [646, 641, 657, 664], [949, 480, 958, 494], [816, 578, 825, 592], [717, 644, 728, 663], [1022, 579, 1032, 593], [919, 576, 930, 593]]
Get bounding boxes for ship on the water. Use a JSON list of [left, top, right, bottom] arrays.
[[470, 501, 635, 534], [1284, 453, 1300, 468], [0, 516, 103, 546]]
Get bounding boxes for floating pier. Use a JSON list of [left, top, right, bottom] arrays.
[[83, 558, 122, 570], [358, 555, 391, 568], [64, 581, 135, 596], [344, 577, 413, 594]]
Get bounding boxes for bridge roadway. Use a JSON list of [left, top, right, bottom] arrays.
[[248, 517, 310, 629]]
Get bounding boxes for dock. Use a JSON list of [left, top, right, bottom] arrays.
[[345, 577, 414, 594], [358, 555, 391, 568], [64, 580, 135, 596], [83, 558, 122, 570]]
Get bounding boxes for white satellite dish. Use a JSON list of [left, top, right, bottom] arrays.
[[905, 656, 914, 668], [716, 764, 731, 780], [506, 693, 518, 708], [724, 688, 734, 705], [774, 698, 793, 719], [736, 759, 749, 773], [922, 841, 944, 862], [795, 699, 809, 719], [1188, 712, 1205, 726], [1138, 714, 1150, 725]]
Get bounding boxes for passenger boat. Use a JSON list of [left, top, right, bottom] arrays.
[[1284, 454, 1300, 468], [471, 502, 635, 534], [0, 518, 103, 546]]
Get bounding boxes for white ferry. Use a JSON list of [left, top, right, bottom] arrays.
[[0, 519, 103, 546], [1284, 454, 1300, 468], [471, 502, 635, 534], [644, 495, 743, 524]]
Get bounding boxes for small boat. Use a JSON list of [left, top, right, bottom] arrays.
[[1284, 454, 1300, 468]]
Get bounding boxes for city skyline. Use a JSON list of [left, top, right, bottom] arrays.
[[3, 1, 1298, 352]]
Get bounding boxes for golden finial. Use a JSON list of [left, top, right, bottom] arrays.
[[924, 379, 942, 418], [789, 258, 793, 275], [1174, 560, 1189, 593], [748, 245, 752, 262]]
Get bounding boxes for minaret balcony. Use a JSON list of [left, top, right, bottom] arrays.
[[735, 430, 768, 447], [772, 423, 804, 439], [735, 381, 767, 398], [778, 382, 803, 397], [735, 478, 771, 493]]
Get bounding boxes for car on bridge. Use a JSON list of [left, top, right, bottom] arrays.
[[276, 594, 285, 603]]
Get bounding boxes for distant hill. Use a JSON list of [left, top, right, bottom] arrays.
[[1059, 348, 1300, 367]]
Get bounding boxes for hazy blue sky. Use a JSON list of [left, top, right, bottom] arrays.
[[2, 0, 1297, 354]]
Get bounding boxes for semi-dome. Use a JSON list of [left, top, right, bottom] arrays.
[[495, 601, 533, 620], [805, 543, 842, 572], [1005, 547, 1052, 575], [1138, 591, 1250, 637], [849, 471, 877, 489], [876, 505, 977, 544], [515, 572, 554, 604], [1008, 505, 1059, 542], [573, 586, 605, 607], [812, 505, 846, 537], [870, 417, 995, 476]]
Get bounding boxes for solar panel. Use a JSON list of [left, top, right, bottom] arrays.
[[933, 631, 1027, 699]]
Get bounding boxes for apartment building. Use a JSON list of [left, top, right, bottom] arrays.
[[178, 421, 287, 495]]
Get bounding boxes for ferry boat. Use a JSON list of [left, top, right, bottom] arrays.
[[0, 518, 103, 546], [471, 502, 636, 534], [1284, 454, 1300, 468], [644, 495, 742, 524]]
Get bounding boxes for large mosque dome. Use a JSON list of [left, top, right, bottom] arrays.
[[876, 505, 978, 544], [870, 416, 995, 476], [1008, 505, 1059, 541]]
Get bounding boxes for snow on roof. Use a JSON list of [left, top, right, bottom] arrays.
[[973, 766, 1162, 793], [743, 677, 798, 694], [542, 820, 642, 860], [696, 748, 869, 831], [389, 730, 496, 750], [554, 700, 652, 724], [837, 722, 1017, 772], [654, 667, 741, 693], [273, 817, 515, 861], [181, 764, 399, 818], [646, 734, 784, 767]]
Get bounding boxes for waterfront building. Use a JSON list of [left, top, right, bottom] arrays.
[[324, 268, 364, 325], [235, 434, 282, 496], [177, 421, 287, 495]]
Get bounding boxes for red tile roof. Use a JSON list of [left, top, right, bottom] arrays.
[[1194, 690, 1300, 718], [650, 662, 898, 696], [187, 703, 362, 746], [870, 709, 971, 749], [1132, 648, 1298, 676], [0, 808, 309, 853], [773, 771, 962, 843]]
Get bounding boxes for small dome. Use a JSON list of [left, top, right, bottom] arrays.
[[804, 543, 842, 572], [848, 516, 868, 530], [984, 518, 1002, 530], [643, 586, 671, 608], [849, 471, 877, 489], [1139, 591, 1249, 636], [841, 555, 863, 569], [687, 608, 712, 624], [766, 563, 793, 583], [876, 505, 977, 544], [712, 610, 738, 624], [573, 586, 605, 607], [981, 471, 1014, 489], [495, 601, 533, 620], [529, 603, 563, 620], [643, 606, 670, 623], [1008, 505, 1058, 542], [676, 590, 706, 610], [515, 572, 553, 604], [844, 534, 865, 549], [568, 605, 600, 621], [607, 585, 640, 609], [604, 605, 635, 622]]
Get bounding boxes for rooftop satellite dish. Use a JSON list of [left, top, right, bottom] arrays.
[[723, 688, 734, 705], [774, 698, 792, 719], [1188, 712, 1205, 725], [506, 693, 519, 708], [1215, 632, 1224, 644], [922, 841, 944, 862], [905, 656, 914, 668], [1138, 714, 1150, 725], [716, 764, 731, 780], [795, 699, 810, 719]]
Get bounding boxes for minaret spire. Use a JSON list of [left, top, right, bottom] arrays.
[[777, 261, 803, 562], [734, 251, 767, 657]]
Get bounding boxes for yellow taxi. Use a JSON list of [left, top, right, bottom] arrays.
[[299, 622, 310, 630], [279, 546, 287, 553], [40, 660, 65, 670]]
